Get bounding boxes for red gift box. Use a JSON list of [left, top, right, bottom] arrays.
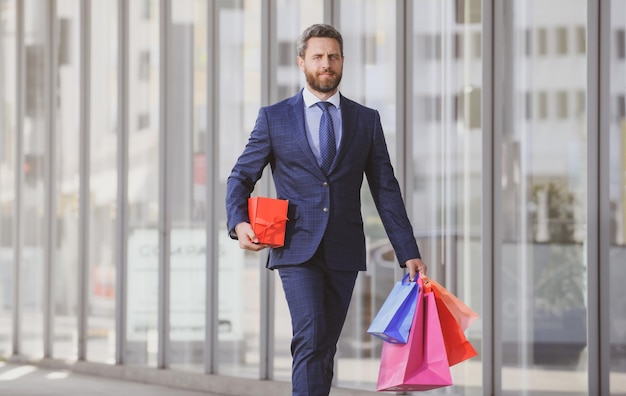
[[248, 196, 289, 247]]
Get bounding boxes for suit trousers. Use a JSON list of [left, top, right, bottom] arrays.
[[277, 243, 359, 396]]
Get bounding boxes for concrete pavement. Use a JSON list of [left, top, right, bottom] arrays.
[[0, 362, 225, 396]]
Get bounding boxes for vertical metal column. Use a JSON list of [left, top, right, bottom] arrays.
[[586, 1, 600, 393], [205, 0, 219, 375], [482, 0, 497, 394], [262, 1, 277, 107], [324, 0, 334, 25], [44, 0, 57, 358], [396, 0, 410, 240], [115, 0, 129, 365], [597, 0, 612, 392], [13, 0, 24, 357], [587, 0, 611, 394], [259, 0, 276, 380], [395, 0, 413, 207], [157, 0, 171, 370], [77, 0, 91, 361]]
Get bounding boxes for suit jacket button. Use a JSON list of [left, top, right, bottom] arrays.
[[322, 182, 328, 187], [323, 207, 329, 212]]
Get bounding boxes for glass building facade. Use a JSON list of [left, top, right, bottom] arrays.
[[0, 0, 625, 395]]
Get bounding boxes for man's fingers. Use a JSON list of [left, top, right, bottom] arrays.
[[246, 231, 259, 244], [419, 263, 428, 276], [405, 258, 427, 281], [235, 222, 262, 250], [238, 231, 269, 251]]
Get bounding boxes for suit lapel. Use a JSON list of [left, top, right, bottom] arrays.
[[287, 93, 325, 178]]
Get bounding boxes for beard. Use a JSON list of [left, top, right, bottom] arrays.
[[305, 68, 343, 94]]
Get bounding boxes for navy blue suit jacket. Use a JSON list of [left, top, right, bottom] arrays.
[[226, 91, 420, 271]]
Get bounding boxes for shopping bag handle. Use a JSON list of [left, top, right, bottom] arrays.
[[402, 272, 420, 285], [421, 275, 432, 293]]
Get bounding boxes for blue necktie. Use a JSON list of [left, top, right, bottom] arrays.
[[317, 102, 336, 174]]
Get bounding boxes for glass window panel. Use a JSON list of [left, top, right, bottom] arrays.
[[576, 90, 585, 116], [411, 0, 483, 393], [525, 28, 533, 56], [615, 95, 626, 117], [336, 0, 402, 390], [216, 0, 262, 378], [618, 30, 626, 60], [556, 26, 568, 55], [456, 0, 481, 24], [271, 0, 323, 382], [474, 31, 482, 58], [498, 1, 588, 394], [526, 91, 533, 120], [20, 0, 47, 358], [556, 90, 569, 119], [576, 26, 586, 54], [0, 0, 16, 359], [538, 91, 549, 119], [537, 28, 548, 55], [167, 0, 207, 372], [87, 0, 118, 364], [52, 0, 79, 360], [610, 2, 626, 394], [125, 0, 160, 367]]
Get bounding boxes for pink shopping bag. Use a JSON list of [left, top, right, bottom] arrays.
[[376, 284, 452, 392]]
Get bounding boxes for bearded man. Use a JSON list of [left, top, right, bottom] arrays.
[[226, 24, 427, 396]]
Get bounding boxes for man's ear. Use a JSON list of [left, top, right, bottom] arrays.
[[297, 56, 305, 71]]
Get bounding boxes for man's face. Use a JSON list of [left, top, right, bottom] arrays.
[[297, 37, 344, 97]]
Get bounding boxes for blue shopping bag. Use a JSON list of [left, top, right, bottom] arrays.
[[367, 274, 419, 344]]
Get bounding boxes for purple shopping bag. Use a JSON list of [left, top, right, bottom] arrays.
[[367, 274, 419, 344]]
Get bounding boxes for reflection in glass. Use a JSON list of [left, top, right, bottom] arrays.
[[125, 0, 160, 367], [20, 0, 47, 358], [168, 0, 207, 372], [0, 0, 16, 358], [87, 0, 118, 364], [52, 0, 79, 360], [410, 0, 483, 393], [216, 0, 264, 378], [498, 1, 587, 394], [610, 2, 626, 394]]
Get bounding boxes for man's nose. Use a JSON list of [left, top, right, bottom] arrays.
[[320, 55, 330, 67]]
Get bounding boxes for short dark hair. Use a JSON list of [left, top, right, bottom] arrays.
[[297, 24, 344, 58]]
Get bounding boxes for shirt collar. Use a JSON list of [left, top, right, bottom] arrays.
[[303, 87, 341, 109]]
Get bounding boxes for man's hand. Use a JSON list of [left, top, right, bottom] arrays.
[[405, 258, 427, 282], [235, 222, 270, 251]]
